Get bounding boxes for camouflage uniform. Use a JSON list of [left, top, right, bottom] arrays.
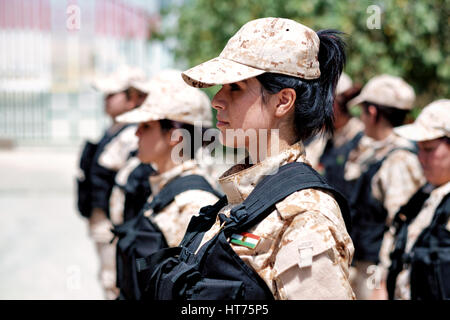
[[86, 66, 146, 300], [143, 160, 220, 247], [196, 142, 356, 300], [344, 75, 426, 299], [379, 99, 450, 299], [109, 156, 142, 226], [177, 18, 355, 299]]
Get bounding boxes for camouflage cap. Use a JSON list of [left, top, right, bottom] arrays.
[[116, 69, 213, 127], [182, 17, 321, 88], [394, 99, 450, 142], [348, 74, 415, 110], [91, 65, 147, 95], [336, 73, 352, 96]]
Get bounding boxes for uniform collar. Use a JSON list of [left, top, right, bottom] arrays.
[[149, 159, 198, 195], [218, 141, 308, 204], [430, 181, 450, 198]]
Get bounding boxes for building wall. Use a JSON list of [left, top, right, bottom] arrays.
[[0, 0, 173, 146]]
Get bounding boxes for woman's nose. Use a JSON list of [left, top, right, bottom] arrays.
[[135, 125, 142, 137], [211, 88, 226, 111]]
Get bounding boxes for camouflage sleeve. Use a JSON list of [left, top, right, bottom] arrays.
[[372, 150, 425, 225], [160, 190, 219, 247], [98, 126, 138, 171], [378, 226, 396, 280], [272, 189, 355, 300]]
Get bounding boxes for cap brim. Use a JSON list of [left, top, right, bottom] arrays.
[[182, 57, 266, 88], [347, 94, 366, 107], [115, 107, 162, 124], [129, 80, 152, 93], [91, 78, 127, 95], [394, 123, 444, 142]]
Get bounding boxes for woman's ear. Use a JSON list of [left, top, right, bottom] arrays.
[[367, 105, 378, 124], [167, 128, 183, 147], [274, 88, 296, 118]]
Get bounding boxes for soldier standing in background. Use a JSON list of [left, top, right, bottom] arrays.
[[113, 69, 221, 300], [344, 74, 426, 299], [378, 99, 450, 300], [76, 66, 147, 299]]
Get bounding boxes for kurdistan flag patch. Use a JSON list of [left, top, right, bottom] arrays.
[[230, 232, 261, 249]]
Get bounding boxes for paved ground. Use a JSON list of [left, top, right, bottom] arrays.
[[0, 146, 104, 299]]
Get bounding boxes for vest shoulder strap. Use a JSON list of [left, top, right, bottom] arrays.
[[146, 174, 223, 214], [221, 161, 351, 235]]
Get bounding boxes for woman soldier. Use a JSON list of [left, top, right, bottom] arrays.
[[113, 69, 222, 300], [146, 18, 355, 300], [377, 99, 450, 300]]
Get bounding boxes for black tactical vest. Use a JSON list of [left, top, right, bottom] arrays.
[[122, 162, 155, 222], [113, 174, 222, 300], [350, 147, 415, 263], [137, 162, 351, 300], [76, 124, 133, 218], [387, 186, 449, 300], [318, 131, 363, 199]]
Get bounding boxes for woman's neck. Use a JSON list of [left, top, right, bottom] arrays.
[[154, 154, 178, 175], [247, 129, 293, 164]]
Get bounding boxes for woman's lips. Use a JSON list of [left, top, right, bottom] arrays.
[[216, 119, 229, 127]]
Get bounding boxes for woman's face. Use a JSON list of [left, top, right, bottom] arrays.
[[418, 138, 450, 187], [135, 120, 172, 164], [105, 91, 129, 118], [211, 77, 275, 149]]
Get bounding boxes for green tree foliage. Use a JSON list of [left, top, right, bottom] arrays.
[[153, 0, 449, 111]]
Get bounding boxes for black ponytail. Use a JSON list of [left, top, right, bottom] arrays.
[[256, 29, 346, 141]]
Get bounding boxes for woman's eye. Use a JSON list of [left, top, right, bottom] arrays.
[[229, 83, 240, 91]]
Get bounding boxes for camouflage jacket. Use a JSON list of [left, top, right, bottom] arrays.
[[196, 142, 356, 300]]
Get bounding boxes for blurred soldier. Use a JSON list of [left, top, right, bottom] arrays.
[[76, 65, 147, 299], [377, 99, 450, 300], [345, 74, 426, 299], [109, 78, 156, 226], [305, 72, 364, 199], [113, 69, 222, 300]]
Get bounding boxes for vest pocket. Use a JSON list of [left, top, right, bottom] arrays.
[[410, 247, 450, 300], [185, 278, 244, 300]]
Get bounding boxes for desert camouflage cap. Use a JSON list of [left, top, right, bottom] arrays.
[[336, 73, 352, 96], [394, 99, 450, 141], [182, 17, 321, 88], [116, 69, 213, 127], [91, 65, 147, 95], [348, 74, 415, 110]]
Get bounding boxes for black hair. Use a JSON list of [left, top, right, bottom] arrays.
[[335, 85, 362, 116], [256, 29, 346, 141], [361, 101, 409, 127], [159, 119, 208, 159]]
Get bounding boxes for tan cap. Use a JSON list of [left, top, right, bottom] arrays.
[[92, 65, 147, 95], [348, 74, 415, 110], [336, 73, 352, 96], [182, 17, 321, 88], [394, 99, 450, 141], [116, 69, 213, 127]]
